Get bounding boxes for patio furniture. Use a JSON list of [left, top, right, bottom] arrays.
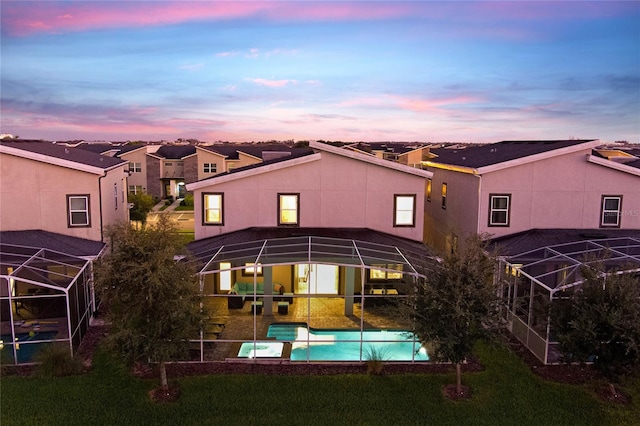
[[277, 301, 289, 315], [251, 301, 263, 314]]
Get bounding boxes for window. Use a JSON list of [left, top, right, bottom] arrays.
[[227, 163, 236, 171], [219, 262, 232, 291], [441, 183, 447, 209], [114, 183, 118, 210], [601, 195, 622, 227], [128, 162, 142, 173], [278, 193, 300, 226], [426, 178, 432, 202], [129, 185, 143, 194], [489, 194, 511, 226], [203, 193, 223, 225], [203, 163, 217, 174], [394, 194, 416, 227], [243, 263, 263, 276], [369, 264, 404, 280], [67, 195, 90, 227], [164, 162, 173, 167]]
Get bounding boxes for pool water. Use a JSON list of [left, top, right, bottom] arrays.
[[267, 323, 429, 362], [0, 331, 59, 363], [237, 341, 285, 358]]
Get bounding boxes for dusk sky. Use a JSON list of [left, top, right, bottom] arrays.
[[1, 1, 639, 143]]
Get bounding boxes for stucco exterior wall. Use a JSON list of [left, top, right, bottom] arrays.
[[191, 151, 426, 242], [478, 151, 640, 238], [195, 149, 226, 180], [119, 148, 148, 192], [235, 152, 262, 169], [423, 168, 480, 253], [0, 154, 128, 241]]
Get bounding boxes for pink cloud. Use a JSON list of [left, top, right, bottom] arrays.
[[338, 94, 481, 113], [1, 1, 415, 37], [246, 78, 297, 88]]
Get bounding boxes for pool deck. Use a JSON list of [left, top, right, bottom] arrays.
[[194, 295, 411, 362]]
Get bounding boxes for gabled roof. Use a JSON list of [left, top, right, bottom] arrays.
[[425, 139, 600, 173], [187, 141, 431, 190], [153, 145, 197, 160], [0, 140, 126, 173], [199, 143, 300, 160], [0, 230, 106, 258], [75, 142, 144, 156], [186, 149, 318, 189]]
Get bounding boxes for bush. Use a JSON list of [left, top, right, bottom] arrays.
[[180, 194, 194, 207], [364, 346, 390, 375], [33, 343, 83, 377]]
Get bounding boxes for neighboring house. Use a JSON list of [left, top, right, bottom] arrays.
[[0, 140, 130, 242], [420, 140, 640, 253], [145, 145, 196, 200], [345, 142, 428, 168]]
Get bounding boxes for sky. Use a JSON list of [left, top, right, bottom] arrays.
[[1, 1, 639, 144]]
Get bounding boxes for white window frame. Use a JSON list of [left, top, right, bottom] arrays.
[[489, 194, 511, 227], [128, 162, 142, 173], [203, 163, 217, 174], [394, 194, 416, 227], [601, 195, 622, 227], [67, 195, 90, 227], [278, 193, 300, 226], [203, 193, 223, 225]]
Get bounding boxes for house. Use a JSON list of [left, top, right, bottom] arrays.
[[184, 140, 434, 342], [0, 140, 130, 242], [421, 140, 640, 253], [0, 139, 130, 365]]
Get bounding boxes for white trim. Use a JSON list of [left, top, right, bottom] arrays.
[[587, 154, 640, 177], [186, 153, 322, 190], [310, 141, 433, 178], [0, 145, 124, 174], [475, 140, 601, 174], [195, 146, 229, 159]]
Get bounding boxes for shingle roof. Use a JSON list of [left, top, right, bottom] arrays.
[[75, 142, 143, 156], [200, 144, 300, 160], [154, 145, 196, 159], [1, 140, 125, 169], [0, 230, 105, 257], [427, 140, 596, 169]]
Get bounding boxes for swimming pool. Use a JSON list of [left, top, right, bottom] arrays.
[[0, 331, 59, 363], [266, 323, 429, 362]]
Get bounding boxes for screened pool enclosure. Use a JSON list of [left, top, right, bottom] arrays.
[[0, 243, 94, 365], [186, 233, 435, 362], [499, 236, 640, 364]]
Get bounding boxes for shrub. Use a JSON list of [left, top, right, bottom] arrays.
[[364, 346, 390, 375], [33, 343, 83, 377]]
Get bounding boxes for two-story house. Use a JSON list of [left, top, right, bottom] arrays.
[[0, 140, 130, 364], [421, 140, 640, 254], [185, 140, 433, 326], [0, 140, 130, 242]]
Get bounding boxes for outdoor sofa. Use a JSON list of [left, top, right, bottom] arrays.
[[227, 282, 284, 309]]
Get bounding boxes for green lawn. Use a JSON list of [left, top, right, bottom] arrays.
[[2, 343, 638, 426]]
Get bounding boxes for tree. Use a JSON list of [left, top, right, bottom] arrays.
[[128, 191, 155, 228], [95, 216, 206, 394], [551, 262, 640, 397], [411, 233, 502, 397]]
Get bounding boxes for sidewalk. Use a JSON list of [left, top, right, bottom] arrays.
[[152, 197, 183, 212]]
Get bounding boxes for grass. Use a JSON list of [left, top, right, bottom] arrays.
[[2, 343, 638, 426]]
